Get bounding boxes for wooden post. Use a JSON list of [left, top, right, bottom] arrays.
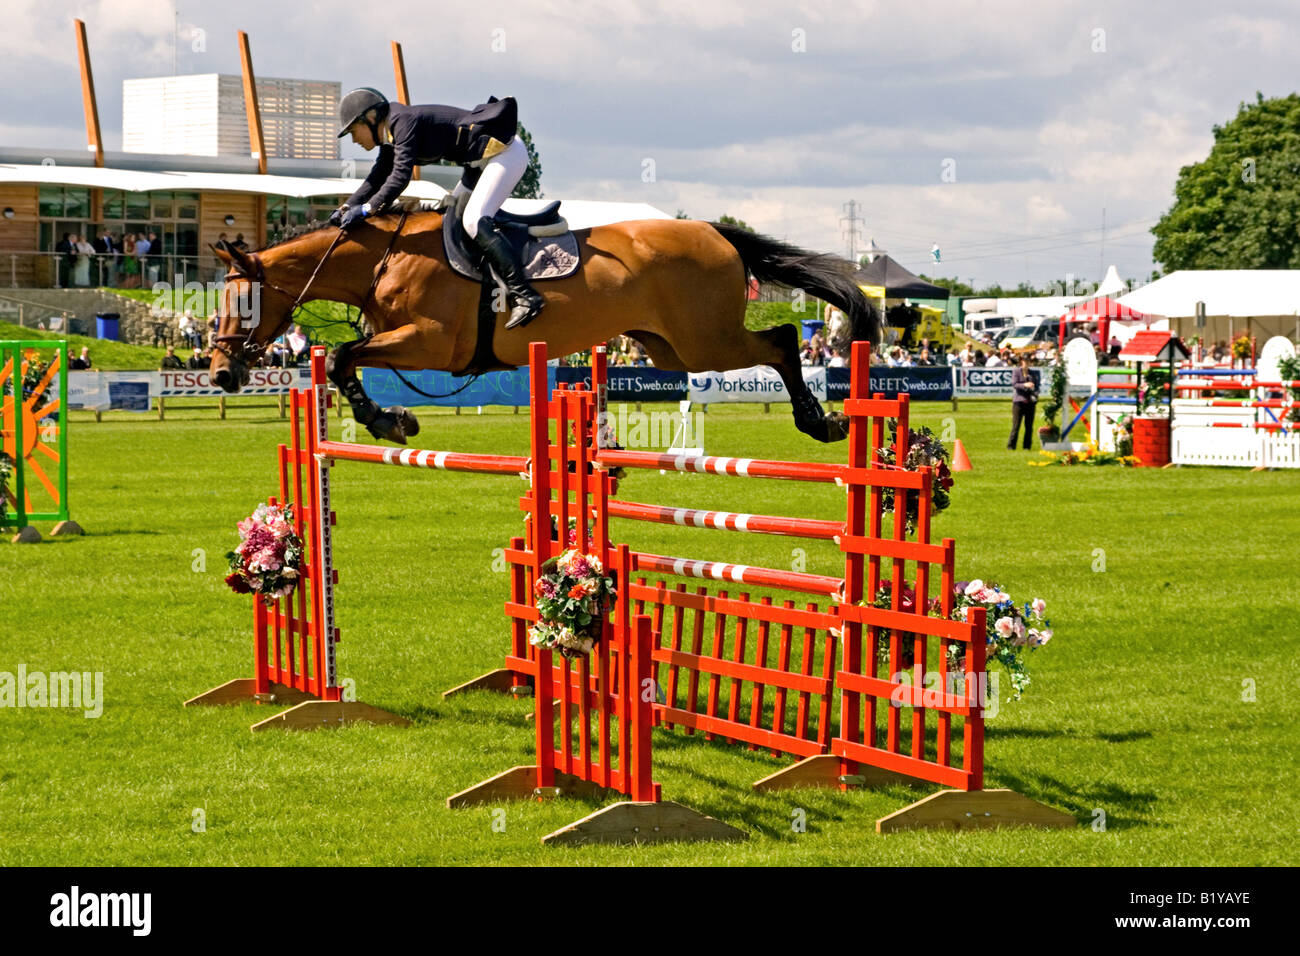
[[391, 42, 419, 181], [219, 395, 226, 420], [279, 393, 286, 418], [237, 32, 268, 175], [73, 19, 104, 168], [158, 396, 165, 421]]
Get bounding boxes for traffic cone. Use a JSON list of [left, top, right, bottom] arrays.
[[952, 439, 973, 471]]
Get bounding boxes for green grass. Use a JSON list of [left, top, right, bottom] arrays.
[[1, 397, 1296, 865]]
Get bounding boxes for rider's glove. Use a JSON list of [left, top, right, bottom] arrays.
[[340, 203, 371, 229], [328, 205, 348, 228]]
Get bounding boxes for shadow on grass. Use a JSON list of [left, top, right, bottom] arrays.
[[991, 767, 1158, 828]]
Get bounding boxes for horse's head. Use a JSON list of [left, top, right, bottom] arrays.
[[209, 240, 298, 393]]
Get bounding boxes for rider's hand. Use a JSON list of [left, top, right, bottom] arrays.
[[340, 203, 371, 230], [434, 192, 458, 213], [328, 205, 348, 228]]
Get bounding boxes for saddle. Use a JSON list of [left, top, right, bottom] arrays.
[[442, 201, 582, 283]]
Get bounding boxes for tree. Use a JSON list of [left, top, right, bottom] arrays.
[[675, 209, 690, 219], [1152, 92, 1300, 269], [717, 214, 754, 232], [511, 124, 544, 199]]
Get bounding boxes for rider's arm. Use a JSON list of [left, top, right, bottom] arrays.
[[345, 144, 393, 208], [366, 118, 417, 212]]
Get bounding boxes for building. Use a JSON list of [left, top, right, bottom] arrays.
[[0, 145, 458, 289], [123, 74, 341, 161]]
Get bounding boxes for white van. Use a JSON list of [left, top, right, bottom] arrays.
[[1001, 315, 1062, 350], [963, 313, 1014, 339]]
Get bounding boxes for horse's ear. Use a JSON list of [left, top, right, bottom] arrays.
[[214, 238, 256, 277]]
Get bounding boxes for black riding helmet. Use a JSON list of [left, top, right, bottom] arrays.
[[337, 87, 389, 139]]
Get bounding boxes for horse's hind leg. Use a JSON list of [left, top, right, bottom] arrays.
[[757, 324, 848, 443], [325, 332, 422, 444]]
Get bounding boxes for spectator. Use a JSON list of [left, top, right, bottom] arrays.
[[985, 350, 1005, 368], [959, 343, 975, 366], [134, 232, 152, 284], [187, 347, 207, 370], [72, 234, 95, 287], [973, 349, 986, 366], [207, 315, 219, 349], [1007, 354, 1039, 450], [1211, 340, 1228, 363], [121, 234, 140, 289], [54, 232, 75, 287], [1108, 334, 1122, 359], [916, 348, 933, 366], [94, 229, 120, 286], [160, 347, 184, 370], [145, 232, 163, 284], [68, 346, 92, 370], [286, 324, 310, 363], [268, 337, 292, 368], [232, 233, 250, 253]]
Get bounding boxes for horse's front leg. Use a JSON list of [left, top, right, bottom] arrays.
[[324, 336, 420, 444]]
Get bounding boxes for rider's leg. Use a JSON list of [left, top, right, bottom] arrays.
[[463, 139, 545, 329]]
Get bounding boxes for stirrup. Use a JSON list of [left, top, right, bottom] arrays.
[[504, 294, 545, 330]]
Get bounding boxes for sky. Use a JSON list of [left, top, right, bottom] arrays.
[[4, 0, 1298, 289]]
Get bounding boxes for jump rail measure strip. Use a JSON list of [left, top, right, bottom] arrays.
[[451, 342, 1075, 836]]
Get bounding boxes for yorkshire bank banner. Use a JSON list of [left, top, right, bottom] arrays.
[[688, 366, 826, 403]]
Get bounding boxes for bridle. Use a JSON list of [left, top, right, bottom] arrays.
[[213, 212, 408, 365]]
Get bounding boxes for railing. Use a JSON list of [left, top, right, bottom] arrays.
[[3, 251, 216, 290]]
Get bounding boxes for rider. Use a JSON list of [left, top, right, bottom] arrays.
[[330, 87, 545, 329]]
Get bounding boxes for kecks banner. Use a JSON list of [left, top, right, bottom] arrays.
[[952, 367, 1045, 397]]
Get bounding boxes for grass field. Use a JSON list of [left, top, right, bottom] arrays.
[[1, 393, 1297, 866]]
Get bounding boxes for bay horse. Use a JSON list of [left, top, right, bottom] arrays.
[[209, 214, 878, 444]]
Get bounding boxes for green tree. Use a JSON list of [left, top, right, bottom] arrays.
[[1152, 92, 1300, 269], [512, 124, 544, 199], [675, 209, 690, 219], [717, 214, 754, 232]]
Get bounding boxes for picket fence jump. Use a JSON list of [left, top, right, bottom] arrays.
[[188, 341, 1075, 843]]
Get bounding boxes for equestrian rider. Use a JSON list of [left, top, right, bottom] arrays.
[[331, 87, 545, 329]]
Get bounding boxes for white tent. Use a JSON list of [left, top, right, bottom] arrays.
[[1116, 270, 1300, 345]]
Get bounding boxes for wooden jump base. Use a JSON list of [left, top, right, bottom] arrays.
[[191, 341, 1074, 842], [454, 342, 1074, 838]]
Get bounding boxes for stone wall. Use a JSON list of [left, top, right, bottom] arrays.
[[0, 289, 182, 346]]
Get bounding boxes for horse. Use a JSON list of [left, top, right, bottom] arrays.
[[209, 214, 879, 444]]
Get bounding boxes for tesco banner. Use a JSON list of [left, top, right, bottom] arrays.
[[158, 367, 311, 397], [688, 366, 826, 403]]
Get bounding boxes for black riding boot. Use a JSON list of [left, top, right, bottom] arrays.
[[473, 216, 546, 329]]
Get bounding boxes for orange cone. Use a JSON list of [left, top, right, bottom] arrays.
[[952, 439, 973, 471]]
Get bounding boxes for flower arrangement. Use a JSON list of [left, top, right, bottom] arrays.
[[1231, 334, 1252, 362], [875, 421, 954, 532], [1279, 355, 1300, 425], [529, 549, 618, 659], [0, 453, 11, 524], [863, 578, 1054, 701], [224, 502, 304, 599], [1038, 363, 1067, 441], [1028, 440, 1139, 467], [953, 579, 1052, 700], [1113, 413, 1134, 457]]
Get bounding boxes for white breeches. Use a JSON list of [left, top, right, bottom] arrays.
[[460, 136, 529, 239]]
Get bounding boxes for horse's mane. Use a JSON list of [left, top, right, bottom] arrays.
[[259, 221, 335, 252]]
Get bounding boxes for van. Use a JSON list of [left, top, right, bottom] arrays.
[[963, 313, 1014, 339], [1000, 315, 1061, 350]]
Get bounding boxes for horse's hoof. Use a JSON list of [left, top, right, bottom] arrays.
[[366, 413, 408, 445], [389, 406, 419, 439], [824, 412, 850, 442]]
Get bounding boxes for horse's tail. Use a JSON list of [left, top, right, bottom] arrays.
[[709, 221, 880, 344]]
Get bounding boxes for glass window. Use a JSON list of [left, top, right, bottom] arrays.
[[126, 192, 150, 220], [103, 190, 124, 219], [39, 187, 64, 217], [63, 188, 89, 219], [151, 194, 174, 218]]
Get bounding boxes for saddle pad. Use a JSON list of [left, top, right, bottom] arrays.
[[443, 213, 581, 282]]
